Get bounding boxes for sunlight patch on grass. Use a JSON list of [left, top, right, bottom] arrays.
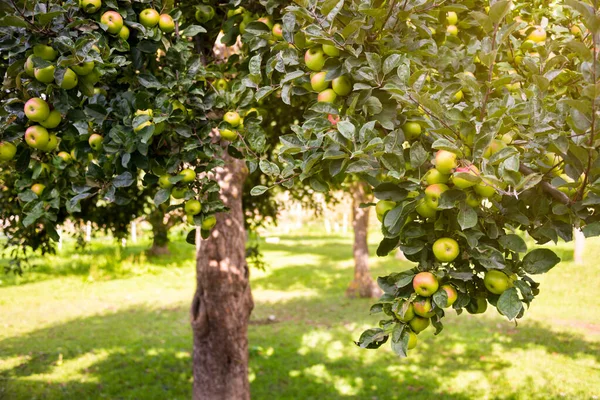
[[253, 288, 319, 304]]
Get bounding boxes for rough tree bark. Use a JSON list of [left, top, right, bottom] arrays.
[[346, 181, 382, 298], [190, 154, 253, 400]]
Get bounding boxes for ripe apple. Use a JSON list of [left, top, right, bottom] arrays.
[[304, 47, 326, 71], [424, 183, 449, 210], [223, 111, 241, 127], [415, 199, 437, 219], [412, 271, 439, 297], [440, 284, 458, 307], [446, 11, 458, 25], [119, 26, 130, 40], [57, 151, 72, 163], [310, 71, 329, 92], [466, 297, 487, 314], [413, 297, 435, 318], [435, 150, 457, 174], [195, 5, 215, 23], [317, 88, 337, 103], [25, 55, 35, 77], [571, 25, 582, 37], [220, 129, 238, 141], [394, 301, 415, 322], [257, 17, 273, 29], [322, 44, 340, 57], [272, 23, 283, 39], [407, 330, 418, 350], [158, 174, 173, 189], [34, 65, 55, 83], [24, 98, 50, 122], [375, 200, 395, 222], [452, 165, 480, 189], [101, 11, 124, 34], [474, 180, 496, 198], [447, 25, 458, 36], [61, 68, 79, 90], [527, 26, 547, 43], [332, 75, 352, 96], [0, 142, 17, 161], [43, 134, 58, 152], [88, 133, 103, 150], [484, 270, 514, 295], [328, 114, 340, 125], [139, 9, 160, 28], [171, 187, 187, 199], [432, 237, 459, 263], [33, 44, 58, 61], [402, 121, 422, 140], [424, 168, 449, 185], [31, 183, 46, 196], [185, 199, 202, 215], [159, 14, 175, 33], [72, 60, 95, 76], [25, 125, 50, 149], [179, 168, 196, 183], [201, 214, 217, 230], [408, 316, 430, 333], [80, 0, 101, 14]]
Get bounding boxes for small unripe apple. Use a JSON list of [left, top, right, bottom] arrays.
[[215, 78, 228, 91], [171, 187, 187, 199], [451, 89, 464, 103], [179, 168, 196, 183], [201, 214, 217, 230], [80, 68, 100, 84], [304, 47, 326, 71], [413, 297, 435, 318], [474, 180, 496, 198], [467, 297, 488, 314], [394, 301, 415, 322], [452, 165, 480, 189], [33, 44, 58, 61], [465, 191, 480, 207], [72, 61, 95, 76], [415, 199, 437, 219], [310, 71, 329, 92], [402, 121, 422, 140], [195, 5, 215, 24], [0, 142, 17, 162], [440, 284, 458, 307], [375, 200, 395, 222], [408, 316, 430, 333], [317, 88, 337, 103], [88, 133, 103, 151], [272, 23, 283, 39], [446, 11, 458, 25], [220, 129, 238, 141], [34, 65, 55, 84], [24, 98, 50, 122], [407, 331, 418, 350], [61, 68, 79, 90], [527, 26, 547, 43], [257, 17, 273, 29], [31, 183, 46, 196], [424, 168, 449, 185], [484, 270, 514, 295], [101, 11, 124, 34], [331, 75, 352, 96], [158, 174, 173, 189], [80, 0, 101, 14], [25, 125, 50, 149], [223, 111, 241, 127], [43, 134, 58, 152], [25, 55, 35, 77], [424, 183, 449, 210], [412, 272, 439, 297], [322, 44, 340, 57], [434, 150, 457, 174], [158, 14, 175, 33], [185, 199, 202, 215], [432, 237, 460, 263], [119, 26, 130, 40], [139, 9, 160, 28], [57, 151, 72, 163], [446, 24, 458, 36]]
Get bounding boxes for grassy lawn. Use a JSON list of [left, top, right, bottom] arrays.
[[0, 228, 599, 400]]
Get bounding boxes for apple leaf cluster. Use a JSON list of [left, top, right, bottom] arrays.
[[245, 0, 600, 355]]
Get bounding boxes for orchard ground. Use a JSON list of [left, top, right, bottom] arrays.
[[0, 228, 599, 400]]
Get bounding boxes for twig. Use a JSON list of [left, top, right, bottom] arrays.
[[519, 165, 570, 205]]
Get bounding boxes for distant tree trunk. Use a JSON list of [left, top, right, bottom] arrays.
[[147, 205, 171, 256], [191, 154, 253, 400], [346, 181, 381, 298]]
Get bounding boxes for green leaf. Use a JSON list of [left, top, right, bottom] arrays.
[[337, 120, 356, 140], [355, 328, 389, 349], [251, 185, 269, 196], [154, 188, 171, 206], [488, 0, 511, 24], [499, 234, 527, 253], [458, 203, 478, 230], [497, 288, 523, 320], [409, 142, 427, 168], [183, 25, 207, 36], [374, 183, 407, 201], [113, 172, 134, 188], [433, 289, 449, 308], [582, 223, 600, 238], [390, 323, 408, 357], [522, 249, 561, 274]]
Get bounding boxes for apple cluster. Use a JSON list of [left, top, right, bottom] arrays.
[[304, 46, 353, 104]]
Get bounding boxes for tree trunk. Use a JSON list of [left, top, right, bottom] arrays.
[[191, 154, 253, 400], [147, 206, 171, 256], [346, 181, 381, 298]]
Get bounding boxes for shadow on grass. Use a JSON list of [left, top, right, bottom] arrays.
[[0, 297, 598, 400]]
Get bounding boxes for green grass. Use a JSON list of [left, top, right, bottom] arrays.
[[0, 229, 599, 399]]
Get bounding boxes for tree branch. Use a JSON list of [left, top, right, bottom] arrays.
[[519, 165, 570, 205]]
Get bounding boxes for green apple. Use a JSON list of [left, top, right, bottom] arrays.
[[304, 47, 326, 71], [394, 301, 415, 322], [483, 139, 506, 158], [88, 133, 103, 151], [424, 168, 449, 185], [322, 44, 340, 57], [465, 191, 481, 207], [220, 129, 237, 141], [446, 11, 458, 25], [257, 17, 273, 29], [432, 237, 459, 263], [34, 65, 55, 83], [119, 26, 130, 40], [101, 11, 124, 34], [447, 24, 458, 36], [310, 71, 329, 92], [171, 187, 187, 199], [424, 183, 449, 210], [440, 284, 458, 307], [72, 61, 95, 76], [317, 88, 337, 103], [435, 150, 458, 174], [466, 297, 487, 314], [474, 180, 496, 198], [80, 68, 100, 84], [31, 183, 46, 196], [57, 151, 72, 163], [452, 165, 480, 189], [408, 316, 430, 333], [61, 68, 79, 90], [195, 5, 215, 23], [179, 168, 196, 183], [223, 111, 241, 127], [484, 270, 514, 295], [527, 26, 547, 43], [184, 199, 202, 215], [159, 14, 175, 33], [413, 297, 435, 318], [154, 122, 166, 135], [412, 271, 439, 297], [139, 9, 160, 28], [25, 126, 50, 149], [451, 89, 464, 102], [402, 121, 422, 140], [25, 55, 35, 77], [407, 331, 418, 350], [80, 0, 101, 14], [272, 23, 283, 39], [33, 44, 58, 61], [186, 214, 196, 226], [24, 97, 50, 122], [375, 200, 395, 222], [201, 214, 217, 230], [43, 134, 58, 152], [158, 174, 173, 189], [415, 199, 437, 219], [0, 142, 17, 162], [216, 78, 228, 91], [332, 75, 352, 96]]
